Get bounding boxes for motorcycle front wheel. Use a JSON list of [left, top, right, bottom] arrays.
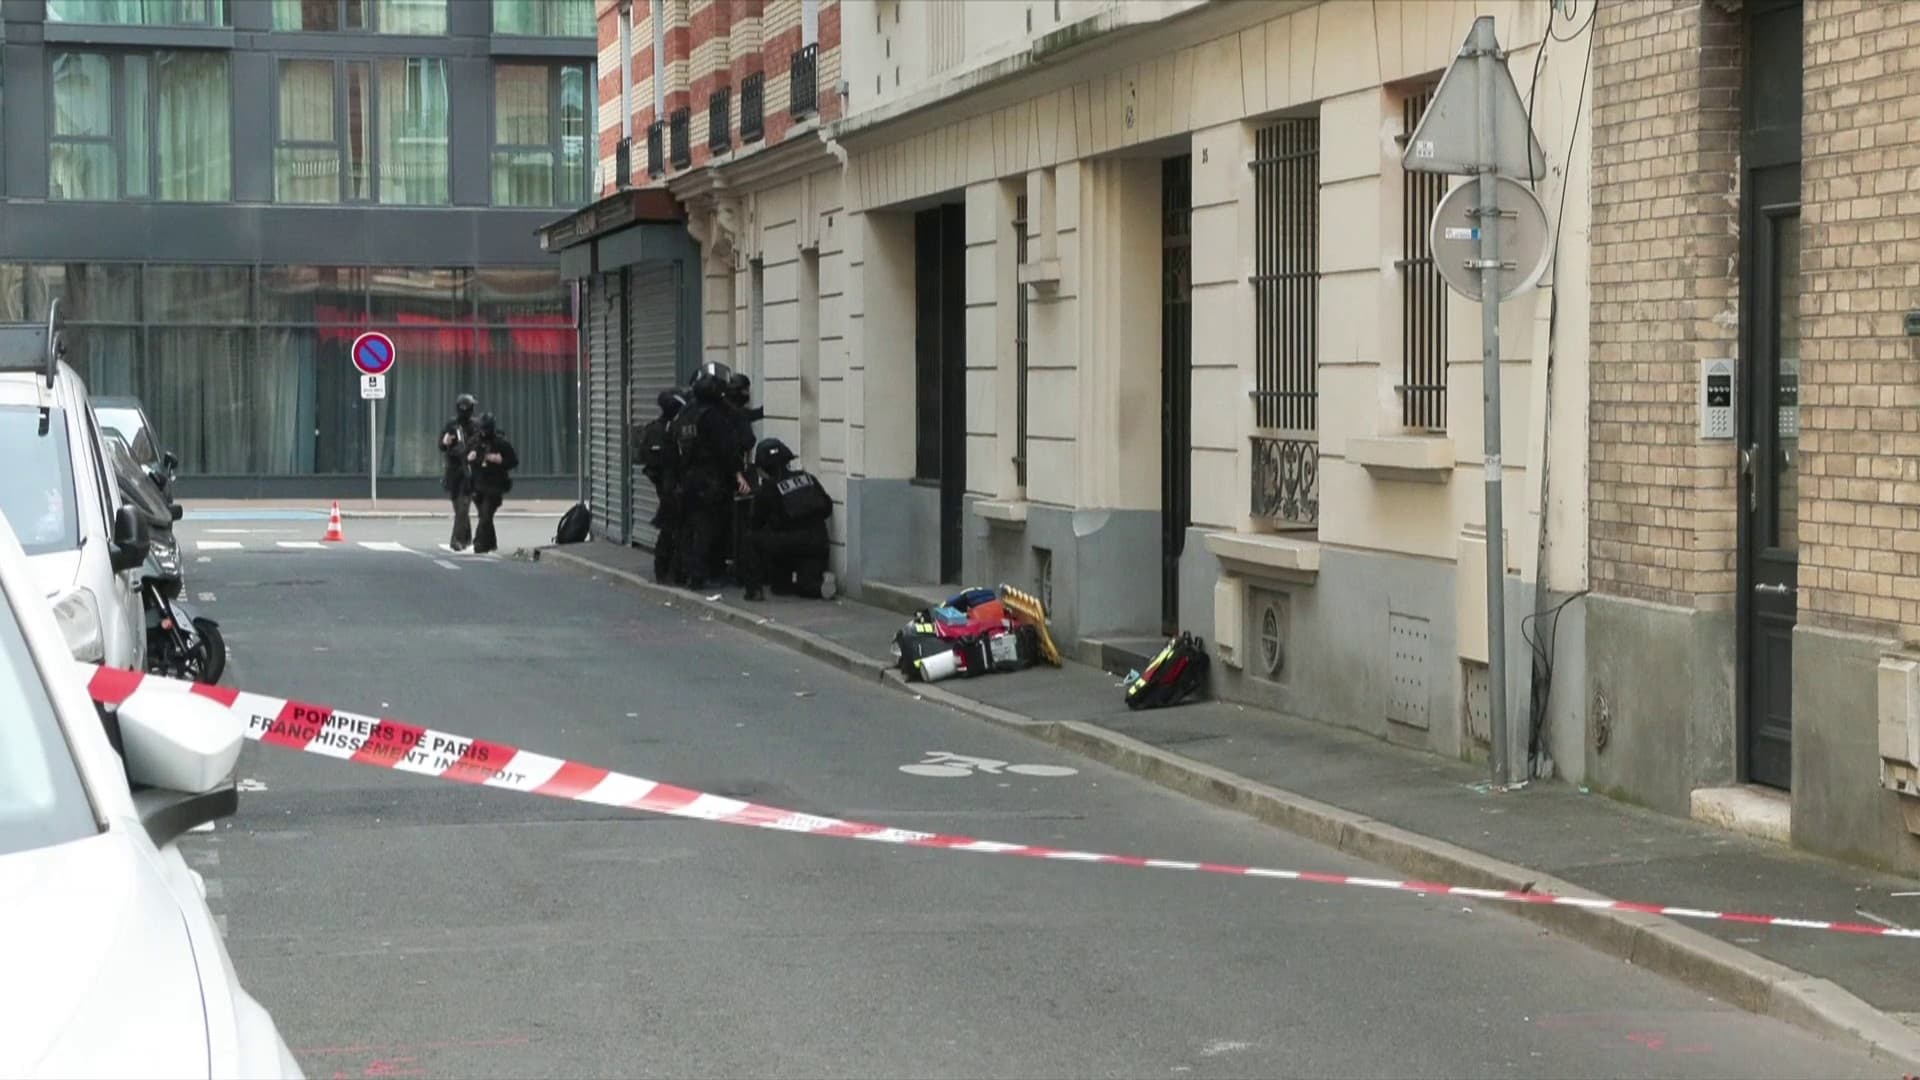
[[192, 618, 226, 685]]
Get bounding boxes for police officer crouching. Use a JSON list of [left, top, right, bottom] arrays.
[[464, 413, 519, 554], [740, 437, 836, 602]]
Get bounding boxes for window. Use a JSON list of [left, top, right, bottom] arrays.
[[1398, 88, 1447, 431], [493, 0, 593, 36], [275, 56, 447, 205], [271, 0, 445, 34], [739, 71, 764, 143], [1252, 117, 1319, 433], [0, 549, 96, 857], [492, 63, 590, 207], [48, 0, 225, 26], [707, 86, 729, 153], [50, 50, 231, 202]]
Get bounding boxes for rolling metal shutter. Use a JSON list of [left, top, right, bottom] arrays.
[[586, 272, 629, 544], [626, 263, 680, 549]]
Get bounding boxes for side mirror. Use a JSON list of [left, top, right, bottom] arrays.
[[119, 693, 242, 793], [169, 502, 183, 523], [161, 450, 178, 473], [110, 504, 150, 572], [117, 694, 243, 846]]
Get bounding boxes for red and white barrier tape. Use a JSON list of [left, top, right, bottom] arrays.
[[86, 664, 1920, 942]]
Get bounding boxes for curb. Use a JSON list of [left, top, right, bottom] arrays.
[[542, 545, 1920, 1069]]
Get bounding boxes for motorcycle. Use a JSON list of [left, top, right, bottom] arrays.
[[105, 431, 225, 684], [141, 531, 225, 685]]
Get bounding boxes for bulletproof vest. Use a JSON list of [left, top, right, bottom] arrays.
[[774, 470, 832, 522], [670, 403, 704, 461], [637, 419, 677, 471]]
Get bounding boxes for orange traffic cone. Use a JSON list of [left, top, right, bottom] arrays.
[[322, 501, 345, 543]]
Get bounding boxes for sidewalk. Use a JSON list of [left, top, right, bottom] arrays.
[[544, 538, 1920, 1067], [181, 498, 570, 520]]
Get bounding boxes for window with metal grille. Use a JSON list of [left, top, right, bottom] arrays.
[[668, 107, 690, 168], [708, 88, 730, 153], [1397, 88, 1447, 431], [1013, 195, 1029, 489], [790, 43, 818, 119], [646, 120, 663, 177], [1251, 117, 1318, 433], [740, 72, 764, 143]]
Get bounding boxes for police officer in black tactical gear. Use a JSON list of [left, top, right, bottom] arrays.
[[718, 372, 762, 575], [634, 389, 686, 583], [670, 361, 752, 590], [740, 437, 836, 602], [439, 393, 479, 551], [464, 413, 519, 554]]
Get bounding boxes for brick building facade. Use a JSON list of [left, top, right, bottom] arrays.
[[1587, 0, 1920, 873], [594, 0, 844, 189]]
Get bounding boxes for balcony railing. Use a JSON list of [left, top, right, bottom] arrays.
[[614, 137, 631, 190], [790, 42, 818, 119], [709, 88, 731, 153], [1250, 435, 1319, 528], [740, 71, 765, 143], [646, 121, 664, 178], [669, 108, 691, 169]]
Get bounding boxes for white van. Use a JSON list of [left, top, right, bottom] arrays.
[[0, 308, 148, 670]]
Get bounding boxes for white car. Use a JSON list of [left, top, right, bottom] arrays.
[[0, 505, 300, 1078], [0, 310, 148, 670]]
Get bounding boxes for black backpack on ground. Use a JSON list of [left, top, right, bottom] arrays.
[[1124, 632, 1210, 710], [555, 501, 592, 544]]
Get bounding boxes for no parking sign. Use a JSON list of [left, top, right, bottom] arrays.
[[350, 331, 396, 502]]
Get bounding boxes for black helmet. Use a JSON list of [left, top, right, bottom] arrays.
[[753, 437, 796, 473], [455, 393, 477, 417], [657, 389, 685, 418], [478, 412, 497, 435], [725, 372, 752, 403], [692, 360, 732, 400]]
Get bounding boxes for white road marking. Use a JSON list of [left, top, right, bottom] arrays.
[[196, 592, 215, 603], [196, 556, 212, 564], [434, 558, 461, 571], [276, 541, 326, 550], [238, 778, 268, 792], [360, 540, 413, 553], [196, 540, 243, 551]]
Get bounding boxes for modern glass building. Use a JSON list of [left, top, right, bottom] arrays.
[[0, 0, 594, 495]]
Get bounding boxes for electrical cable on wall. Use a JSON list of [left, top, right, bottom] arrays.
[[1521, 0, 1595, 779]]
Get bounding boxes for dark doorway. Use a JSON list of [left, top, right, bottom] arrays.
[[1161, 155, 1193, 635], [914, 203, 967, 583], [1738, 0, 1803, 791]]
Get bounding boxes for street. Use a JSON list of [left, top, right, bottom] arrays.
[[178, 513, 1888, 1080]]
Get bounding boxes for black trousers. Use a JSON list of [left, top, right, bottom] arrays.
[[473, 491, 503, 553], [448, 490, 472, 549], [676, 496, 727, 586], [650, 485, 680, 583], [741, 525, 830, 596]]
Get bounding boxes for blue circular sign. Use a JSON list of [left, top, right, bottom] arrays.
[[351, 331, 396, 376]]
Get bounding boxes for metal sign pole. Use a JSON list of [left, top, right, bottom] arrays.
[[1472, 18, 1511, 787], [370, 398, 379, 504]]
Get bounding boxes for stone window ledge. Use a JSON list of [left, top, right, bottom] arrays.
[[1349, 435, 1454, 483], [972, 499, 1029, 526], [1204, 531, 1320, 585]]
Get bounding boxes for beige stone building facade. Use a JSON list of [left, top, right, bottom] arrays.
[[608, 0, 1597, 780]]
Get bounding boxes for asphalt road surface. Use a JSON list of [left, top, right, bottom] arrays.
[[175, 514, 1890, 1079]]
